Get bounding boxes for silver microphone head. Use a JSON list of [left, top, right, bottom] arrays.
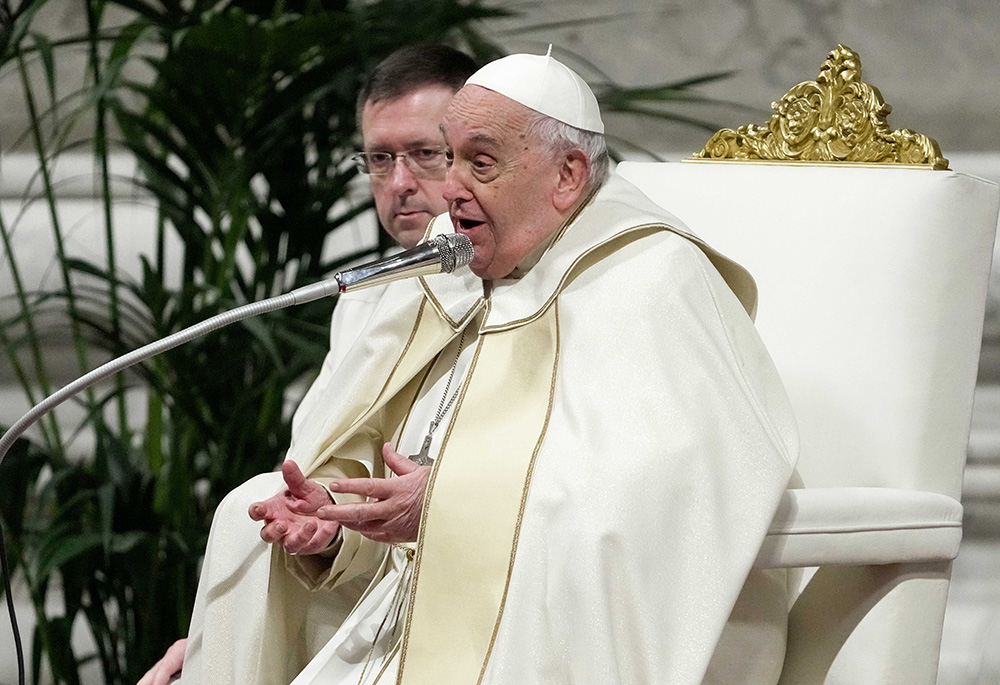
[[432, 233, 475, 273], [334, 232, 476, 293]]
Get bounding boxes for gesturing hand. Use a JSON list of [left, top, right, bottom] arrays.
[[248, 460, 341, 555], [316, 443, 431, 544], [136, 638, 186, 685]]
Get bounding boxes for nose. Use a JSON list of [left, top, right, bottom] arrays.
[[387, 157, 419, 195], [442, 163, 471, 205]]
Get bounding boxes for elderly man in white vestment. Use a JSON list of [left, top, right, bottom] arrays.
[[155, 51, 799, 685]]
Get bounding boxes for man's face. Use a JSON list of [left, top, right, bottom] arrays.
[[441, 86, 565, 280], [361, 85, 454, 248]]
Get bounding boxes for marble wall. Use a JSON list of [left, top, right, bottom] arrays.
[[3, 1, 999, 158], [493, 0, 1000, 158]]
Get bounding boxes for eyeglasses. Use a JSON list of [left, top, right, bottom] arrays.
[[352, 147, 449, 176]]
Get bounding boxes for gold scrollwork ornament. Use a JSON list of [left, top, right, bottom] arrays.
[[692, 45, 948, 169]]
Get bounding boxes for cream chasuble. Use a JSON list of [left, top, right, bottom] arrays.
[[181, 173, 797, 685]]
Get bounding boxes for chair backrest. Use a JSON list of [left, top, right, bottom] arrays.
[[618, 161, 998, 499], [616, 160, 998, 684], [618, 45, 1000, 683]]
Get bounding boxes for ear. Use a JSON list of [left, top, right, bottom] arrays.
[[552, 149, 591, 212]]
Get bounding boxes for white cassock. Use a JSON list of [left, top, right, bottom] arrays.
[[181, 173, 798, 685], [179, 285, 383, 683]]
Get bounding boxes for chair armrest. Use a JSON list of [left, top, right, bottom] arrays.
[[753, 488, 963, 568]]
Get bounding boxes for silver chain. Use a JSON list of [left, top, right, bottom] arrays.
[[428, 326, 470, 436]]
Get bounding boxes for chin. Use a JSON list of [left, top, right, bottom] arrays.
[[389, 224, 429, 249]]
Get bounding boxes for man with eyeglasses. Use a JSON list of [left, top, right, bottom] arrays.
[[137, 44, 477, 685], [353, 45, 475, 250]]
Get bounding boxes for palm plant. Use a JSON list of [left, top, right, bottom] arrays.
[[0, 1, 740, 682]]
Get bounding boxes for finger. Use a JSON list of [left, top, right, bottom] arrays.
[[281, 520, 318, 555], [140, 638, 183, 685], [317, 500, 394, 525], [383, 442, 418, 476], [281, 460, 315, 499], [146, 664, 165, 685], [150, 659, 174, 685], [259, 519, 288, 544], [297, 522, 341, 556], [329, 476, 393, 499], [153, 663, 177, 685], [248, 500, 269, 521], [248, 492, 286, 522]]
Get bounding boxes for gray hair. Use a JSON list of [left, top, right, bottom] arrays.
[[524, 109, 610, 190]]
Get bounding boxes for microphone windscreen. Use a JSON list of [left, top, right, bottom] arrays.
[[435, 234, 474, 273]]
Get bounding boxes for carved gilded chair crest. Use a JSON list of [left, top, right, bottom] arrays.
[[691, 45, 948, 169]]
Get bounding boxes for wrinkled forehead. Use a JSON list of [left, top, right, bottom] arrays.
[[441, 85, 534, 147]]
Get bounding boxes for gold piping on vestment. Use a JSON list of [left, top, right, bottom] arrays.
[[391, 362, 437, 455], [476, 302, 562, 683], [311, 299, 429, 468], [418, 277, 485, 330], [481, 224, 666, 333], [690, 45, 948, 169], [370, 299, 427, 412], [358, 551, 412, 685], [370, 640, 402, 684], [395, 301, 491, 684]]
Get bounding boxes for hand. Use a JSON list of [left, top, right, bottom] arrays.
[[248, 461, 341, 555], [136, 638, 185, 685], [316, 443, 431, 544]]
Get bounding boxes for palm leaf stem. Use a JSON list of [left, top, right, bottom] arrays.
[[0, 211, 64, 452], [15, 52, 97, 409], [85, 0, 129, 433]]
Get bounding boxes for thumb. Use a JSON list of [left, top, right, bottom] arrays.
[[383, 443, 418, 476], [281, 460, 313, 497]]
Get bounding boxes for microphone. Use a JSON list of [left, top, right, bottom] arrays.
[[0, 232, 476, 469], [335, 233, 474, 293], [0, 230, 475, 683]]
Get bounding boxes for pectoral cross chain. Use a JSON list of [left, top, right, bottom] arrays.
[[406, 328, 469, 468]]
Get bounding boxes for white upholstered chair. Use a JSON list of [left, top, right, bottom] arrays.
[[617, 46, 1000, 685]]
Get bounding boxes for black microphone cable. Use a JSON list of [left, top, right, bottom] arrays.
[[1, 516, 25, 685]]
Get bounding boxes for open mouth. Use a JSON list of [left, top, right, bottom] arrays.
[[457, 218, 485, 231]]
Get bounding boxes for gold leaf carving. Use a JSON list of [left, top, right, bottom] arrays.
[[691, 45, 949, 169]]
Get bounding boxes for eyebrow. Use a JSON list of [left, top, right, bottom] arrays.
[[468, 133, 502, 148], [365, 137, 443, 152], [440, 124, 502, 150]]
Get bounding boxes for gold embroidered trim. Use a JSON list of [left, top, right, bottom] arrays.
[[690, 45, 948, 169], [396, 302, 490, 683], [482, 224, 666, 333], [419, 278, 485, 330], [370, 641, 402, 683], [370, 299, 427, 411], [476, 303, 562, 683]]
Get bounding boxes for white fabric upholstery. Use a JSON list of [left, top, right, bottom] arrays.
[[617, 161, 1000, 684], [755, 488, 962, 568]]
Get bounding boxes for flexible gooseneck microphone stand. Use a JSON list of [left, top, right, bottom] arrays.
[[0, 232, 475, 684]]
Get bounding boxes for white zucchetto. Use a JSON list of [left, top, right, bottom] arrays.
[[465, 52, 605, 134]]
